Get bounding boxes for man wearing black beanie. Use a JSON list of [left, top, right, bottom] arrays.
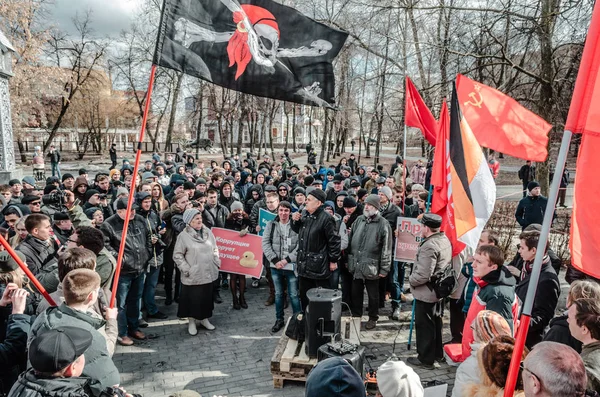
[[291, 188, 341, 311], [515, 181, 552, 230]]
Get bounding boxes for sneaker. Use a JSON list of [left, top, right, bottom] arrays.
[[199, 318, 215, 330], [251, 279, 260, 288], [118, 336, 134, 346], [406, 356, 434, 370], [391, 307, 401, 321], [148, 311, 168, 320], [138, 319, 149, 328], [188, 319, 198, 336], [365, 320, 377, 330]]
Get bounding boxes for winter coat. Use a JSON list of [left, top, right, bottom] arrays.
[[347, 213, 392, 280], [100, 214, 152, 276], [515, 195, 551, 230], [0, 314, 31, 396], [463, 349, 526, 397], [410, 164, 426, 184], [16, 236, 57, 276], [47, 150, 60, 164], [137, 207, 164, 268], [506, 247, 562, 277], [262, 219, 299, 267], [161, 204, 186, 249], [291, 206, 341, 279], [515, 260, 560, 348], [461, 266, 519, 361], [518, 164, 535, 183], [28, 304, 120, 396], [380, 202, 402, 231], [67, 205, 116, 288], [543, 313, 582, 353], [249, 198, 268, 229], [461, 262, 477, 313], [8, 370, 94, 397], [452, 343, 482, 397], [582, 341, 600, 393], [409, 231, 452, 303], [173, 225, 220, 286], [202, 203, 230, 229]]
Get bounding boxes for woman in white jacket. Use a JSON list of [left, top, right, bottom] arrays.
[[174, 208, 220, 335], [452, 310, 512, 397]]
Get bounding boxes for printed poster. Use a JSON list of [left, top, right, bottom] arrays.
[[258, 208, 276, 236], [211, 227, 264, 278], [394, 217, 423, 263]]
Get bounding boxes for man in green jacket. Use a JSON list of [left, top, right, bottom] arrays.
[[347, 194, 392, 330], [29, 269, 120, 396]]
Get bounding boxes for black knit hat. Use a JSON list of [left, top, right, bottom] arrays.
[[308, 189, 327, 203], [527, 181, 540, 191]]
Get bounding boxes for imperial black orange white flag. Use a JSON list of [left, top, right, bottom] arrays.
[[153, 0, 348, 107], [443, 84, 496, 249]]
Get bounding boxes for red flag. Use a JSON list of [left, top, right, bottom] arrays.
[[456, 74, 552, 162], [405, 76, 438, 145], [569, 2, 600, 277], [430, 100, 465, 256], [565, 2, 600, 135]]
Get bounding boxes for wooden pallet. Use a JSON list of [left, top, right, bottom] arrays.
[[270, 316, 361, 388]]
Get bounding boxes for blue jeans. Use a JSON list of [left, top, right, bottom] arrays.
[[51, 162, 61, 178], [271, 267, 301, 321], [143, 265, 161, 315], [116, 272, 145, 337], [388, 261, 405, 307]]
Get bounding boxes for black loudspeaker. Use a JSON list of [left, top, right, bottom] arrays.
[[305, 288, 342, 358], [317, 344, 365, 378]]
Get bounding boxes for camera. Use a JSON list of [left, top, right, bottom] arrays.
[[42, 189, 66, 208], [101, 386, 142, 397], [98, 193, 107, 200]]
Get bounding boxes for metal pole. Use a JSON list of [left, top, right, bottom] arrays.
[[109, 64, 157, 308], [402, 125, 408, 213], [503, 130, 573, 396]]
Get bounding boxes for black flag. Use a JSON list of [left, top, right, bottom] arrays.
[[153, 0, 348, 107]]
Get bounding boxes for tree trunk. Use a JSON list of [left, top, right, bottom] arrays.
[[17, 137, 27, 163], [319, 109, 329, 164], [165, 72, 184, 150]]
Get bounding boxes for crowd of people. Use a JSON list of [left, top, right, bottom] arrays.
[[0, 145, 588, 397]]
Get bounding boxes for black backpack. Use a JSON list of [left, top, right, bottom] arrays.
[[429, 263, 458, 300]]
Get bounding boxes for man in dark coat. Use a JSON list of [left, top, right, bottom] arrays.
[[100, 198, 152, 346], [514, 230, 560, 348], [291, 189, 341, 311], [518, 160, 536, 197], [515, 181, 553, 230]]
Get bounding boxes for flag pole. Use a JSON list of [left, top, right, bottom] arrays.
[[110, 64, 158, 308], [0, 235, 56, 306], [402, 124, 408, 213], [503, 130, 573, 396]]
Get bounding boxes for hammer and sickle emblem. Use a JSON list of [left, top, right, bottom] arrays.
[[464, 91, 483, 108], [464, 84, 483, 108]]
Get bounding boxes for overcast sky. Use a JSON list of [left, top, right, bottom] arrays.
[[48, 0, 143, 37]]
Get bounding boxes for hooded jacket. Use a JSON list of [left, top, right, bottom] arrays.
[[28, 304, 120, 396], [461, 266, 519, 362], [515, 195, 550, 230], [16, 236, 57, 276], [262, 217, 299, 267], [218, 182, 237, 211]]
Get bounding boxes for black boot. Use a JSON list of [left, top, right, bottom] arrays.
[[165, 291, 173, 306], [239, 294, 248, 309], [271, 319, 285, 333], [214, 289, 223, 304], [232, 295, 241, 310]]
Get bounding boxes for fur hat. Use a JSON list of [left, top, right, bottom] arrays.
[[479, 335, 528, 390], [473, 310, 513, 343]]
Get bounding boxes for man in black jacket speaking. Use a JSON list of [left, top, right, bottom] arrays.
[[291, 189, 341, 311]]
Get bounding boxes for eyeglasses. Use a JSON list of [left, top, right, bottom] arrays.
[[520, 361, 541, 384], [67, 238, 78, 244], [31, 202, 41, 206], [278, 189, 287, 192]]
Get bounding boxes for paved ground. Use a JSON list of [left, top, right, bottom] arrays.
[[113, 281, 458, 397]]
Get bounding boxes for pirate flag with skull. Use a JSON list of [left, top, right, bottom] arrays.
[[153, 0, 348, 107]]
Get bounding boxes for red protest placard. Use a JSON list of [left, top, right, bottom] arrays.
[[211, 227, 264, 278], [394, 217, 423, 263]]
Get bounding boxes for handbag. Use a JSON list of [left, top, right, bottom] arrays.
[[285, 312, 305, 343]]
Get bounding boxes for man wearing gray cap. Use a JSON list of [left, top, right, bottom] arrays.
[[407, 213, 452, 369], [347, 194, 392, 329]]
